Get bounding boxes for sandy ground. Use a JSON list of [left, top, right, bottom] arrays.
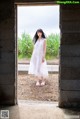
[[18, 73, 59, 102]]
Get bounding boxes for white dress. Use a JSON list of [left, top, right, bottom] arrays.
[[28, 38, 48, 78]]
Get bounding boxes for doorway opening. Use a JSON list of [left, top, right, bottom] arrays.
[[17, 4, 60, 103]]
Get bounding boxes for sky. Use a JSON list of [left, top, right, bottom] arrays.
[[17, 5, 60, 38]]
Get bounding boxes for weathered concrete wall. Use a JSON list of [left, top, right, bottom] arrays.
[[0, 1, 17, 105], [59, 5, 80, 107]]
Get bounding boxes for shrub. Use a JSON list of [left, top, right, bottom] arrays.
[[46, 33, 60, 58], [18, 32, 34, 58]]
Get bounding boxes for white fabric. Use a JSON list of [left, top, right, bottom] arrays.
[[28, 38, 48, 78]]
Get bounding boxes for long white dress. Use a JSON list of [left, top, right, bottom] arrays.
[[28, 38, 48, 78]]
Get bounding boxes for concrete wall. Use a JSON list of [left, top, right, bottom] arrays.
[[59, 5, 80, 107], [0, 1, 17, 105]]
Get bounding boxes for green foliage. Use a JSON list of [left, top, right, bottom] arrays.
[[18, 32, 60, 60], [46, 33, 60, 59], [18, 32, 34, 58]]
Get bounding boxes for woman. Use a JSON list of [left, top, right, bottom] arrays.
[[28, 29, 48, 86]]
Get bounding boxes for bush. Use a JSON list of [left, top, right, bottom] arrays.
[[46, 33, 60, 59], [18, 32, 34, 58]]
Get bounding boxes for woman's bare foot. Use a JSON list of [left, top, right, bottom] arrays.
[[36, 76, 42, 86], [41, 77, 46, 86], [40, 81, 46, 86], [36, 81, 40, 86]]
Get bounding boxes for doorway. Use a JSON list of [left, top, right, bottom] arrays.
[[16, 4, 60, 103]]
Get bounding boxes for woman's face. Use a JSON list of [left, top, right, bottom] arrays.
[[37, 32, 42, 38]]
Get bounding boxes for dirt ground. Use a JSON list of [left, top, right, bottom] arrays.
[[18, 73, 59, 102]]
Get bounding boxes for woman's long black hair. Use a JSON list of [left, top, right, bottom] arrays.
[[33, 29, 46, 44]]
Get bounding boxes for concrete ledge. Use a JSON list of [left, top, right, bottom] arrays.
[[18, 64, 59, 74]]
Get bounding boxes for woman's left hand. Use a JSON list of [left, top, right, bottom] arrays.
[[42, 57, 45, 63]]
